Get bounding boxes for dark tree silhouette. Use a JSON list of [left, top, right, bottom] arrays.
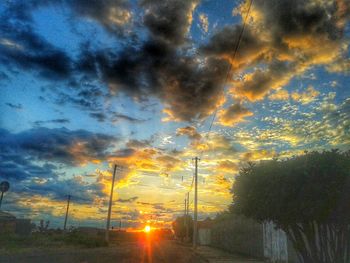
[[231, 150, 350, 263]]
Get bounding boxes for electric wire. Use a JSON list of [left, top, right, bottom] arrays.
[[186, 0, 254, 196]]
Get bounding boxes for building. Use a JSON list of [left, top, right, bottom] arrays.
[[15, 218, 32, 235], [198, 218, 213, 246], [0, 211, 16, 234]]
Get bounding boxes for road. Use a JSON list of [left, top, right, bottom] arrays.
[[0, 240, 203, 263]]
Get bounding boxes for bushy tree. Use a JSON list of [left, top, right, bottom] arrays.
[[231, 150, 350, 263]]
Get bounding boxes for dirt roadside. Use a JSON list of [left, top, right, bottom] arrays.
[[0, 240, 204, 263]]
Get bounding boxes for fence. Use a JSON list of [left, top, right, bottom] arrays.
[[210, 215, 264, 258]]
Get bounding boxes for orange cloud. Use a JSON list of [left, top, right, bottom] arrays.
[[269, 89, 290, 101], [223, 0, 349, 101], [242, 149, 277, 161], [108, 147, 183, 178], [291, 85, 320, 104], [176, 126, 202, 141], [218, 103, 253, 126], [214, 174, 232, 190], [216, 160, 239, 173]]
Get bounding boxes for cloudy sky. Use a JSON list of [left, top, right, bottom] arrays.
[[0, 0, 349, 229]]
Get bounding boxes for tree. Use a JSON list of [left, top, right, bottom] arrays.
[[38, 219, 50, 233], [231, 150, 350, 263], [172, 215, 193, 241]]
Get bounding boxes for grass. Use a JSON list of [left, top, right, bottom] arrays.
[[57, 231, 108, 248], [0, 231, 108, 252]]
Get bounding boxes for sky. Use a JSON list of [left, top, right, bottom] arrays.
[[0, 0, 349, 230]]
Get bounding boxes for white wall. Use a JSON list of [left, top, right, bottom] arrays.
[[198, 228, 211, 245], [263, 222, 289, 263]]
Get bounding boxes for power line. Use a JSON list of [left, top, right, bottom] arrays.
[[186, 1, 254, 241], [13, 1, 254, 228], [200, 0, 254, 158], [185, 0, 254, 197]]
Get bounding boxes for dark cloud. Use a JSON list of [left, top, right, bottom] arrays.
[[1, 0, 132, 33], [176, 126, 201, 141], [88, 110, 146, 123], [202, 0, 350, 101], [48, 85, 114, 126], [1, 0, 229, 122], [126, 139, 152, 149], [67, 0, 131, 34], [201, 25, 265, 69], [113, 148, 135, 158], [55, 91, 102, 111], [0, 0, 131, 86], [117, 196, 138, 203], [78, 40, 229, 121], [33, 118, 70, 126], [89, 112, 107, 122], [73, 0, 230, 122], [234, 60, 296, 101], [5, 102, 23, 110], [0, 155, 57, 181], [0, 174, 107, 205], [111, 112, 146, 123], [2, 0, 349, 122], [140, 0, 199, 45], [0, 17, 73, 80], [217, 103, 253, 126], [0, 128, 115, 204], [253, 0, 347, 42], [24, 177, 106, 203], [0, 127, 116, 167]]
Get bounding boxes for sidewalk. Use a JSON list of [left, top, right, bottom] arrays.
[[193, 246, 265, 263]]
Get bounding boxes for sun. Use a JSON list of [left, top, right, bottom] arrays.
[[144, 225, 151, 233]]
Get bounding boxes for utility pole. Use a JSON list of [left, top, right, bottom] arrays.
[[0, 192, 4, 209], [184, 196, 187, 242], [106, 164, 117, 243], [193, 157, 199, 249], [63, 194, 71, 231], [187, 192, 190, 216], [186, 192, 190, 241]]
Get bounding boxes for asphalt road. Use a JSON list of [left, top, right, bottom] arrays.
[[0, 240, 203, 263]]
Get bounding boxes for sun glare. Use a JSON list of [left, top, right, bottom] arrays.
[[144, 225, 151, 233]]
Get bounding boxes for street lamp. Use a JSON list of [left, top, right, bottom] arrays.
[[0, 181, 10, 209]]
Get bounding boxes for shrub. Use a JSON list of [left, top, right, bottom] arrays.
[[231, 150, 350, 263]]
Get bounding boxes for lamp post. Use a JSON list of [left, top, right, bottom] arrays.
[[0, 181, 10, 209]]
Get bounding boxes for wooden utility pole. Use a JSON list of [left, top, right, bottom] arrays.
[[187, 192, 190, 216], [184, 196, 187, 242], [193, 157, 199, 249], [185, 192, 190, 241], [106, 164, 117, 243], [0, 192, 4, 209], [63, 195, 71, 231]]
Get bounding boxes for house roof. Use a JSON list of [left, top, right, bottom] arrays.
[[0, 211, 16, 220]]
